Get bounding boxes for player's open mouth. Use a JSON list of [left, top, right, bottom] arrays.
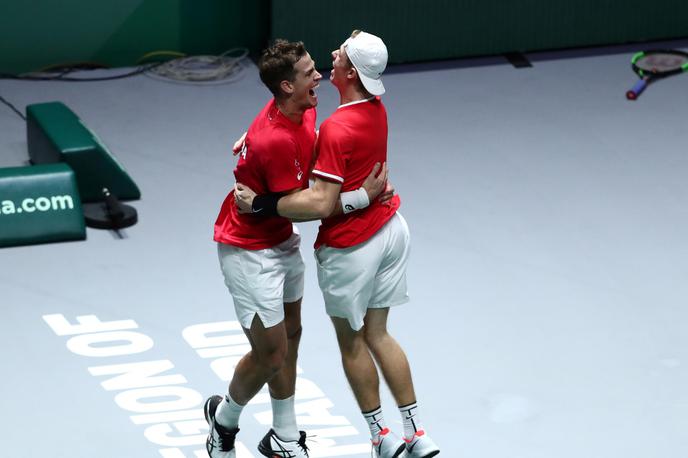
[[309, 84, 319, 97]]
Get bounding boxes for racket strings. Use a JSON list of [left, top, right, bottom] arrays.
[[635, 52, 688, 73]]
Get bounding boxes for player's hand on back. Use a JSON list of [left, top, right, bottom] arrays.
[[232, 131, 247, 156], [234, 183, 256, 213], [361, 162, 388, 202], [379, 180, 395, 205]]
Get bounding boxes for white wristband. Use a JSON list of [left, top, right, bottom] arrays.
[[340, 188, 370, 214]]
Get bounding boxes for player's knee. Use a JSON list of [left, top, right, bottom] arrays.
[[265, 352, 287, 375], [338, 331, 367, 357], [287, 324, 302, 342], [255, 346, 288, 375], [363, 327, 388, 349]]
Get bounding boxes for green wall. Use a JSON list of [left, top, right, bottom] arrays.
[[1, 0, 269, 74], [2, 0, 686, 74], [270, 0, 688, 67]]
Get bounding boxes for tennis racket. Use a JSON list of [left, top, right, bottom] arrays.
[[626, 49, 688, 100]]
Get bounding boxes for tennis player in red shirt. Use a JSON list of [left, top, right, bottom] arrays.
[[235, 31, 440, 458], [204, 39, 319, 458]]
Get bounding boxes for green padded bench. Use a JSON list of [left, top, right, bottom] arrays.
[[26, 102, 141, 203], [0, 163, 85, 248]]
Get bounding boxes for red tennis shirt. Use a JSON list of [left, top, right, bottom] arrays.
[[312, 97, 400, 249], [214, 99, 317, 249]]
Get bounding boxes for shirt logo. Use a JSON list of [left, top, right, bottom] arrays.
[[295, 159, 303, 181], [240, 143, 247, 160]]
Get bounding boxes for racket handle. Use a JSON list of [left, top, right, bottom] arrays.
[[626, 78, 648, 100]]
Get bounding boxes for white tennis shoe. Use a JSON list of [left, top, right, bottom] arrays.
[[404, 430, 440, 457], [372, 428, 405, 458], [204, 395, 240, 458]]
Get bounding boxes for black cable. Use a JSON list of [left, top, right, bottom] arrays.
[[0, 95, 26, 121], [39, 62, 110, 73], [0, 62, 164, 82]]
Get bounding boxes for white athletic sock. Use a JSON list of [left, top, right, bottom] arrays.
[[271, 395, 299, 441], [363, 406, 387, 440], [215, 393, 244, 429], [399, 401, 422, 439]]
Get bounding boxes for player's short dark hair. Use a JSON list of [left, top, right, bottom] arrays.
[[258, 39, 307, 98]]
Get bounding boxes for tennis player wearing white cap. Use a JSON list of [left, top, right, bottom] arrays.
[[235, 30, 440, 458]]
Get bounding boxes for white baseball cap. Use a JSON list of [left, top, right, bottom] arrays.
[[344, 31, 388, 95]]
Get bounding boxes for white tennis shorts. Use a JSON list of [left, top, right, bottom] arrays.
[[314, 212, 410, 331], [217, 227, 305, 329]]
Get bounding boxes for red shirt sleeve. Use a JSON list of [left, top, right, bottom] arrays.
[[312, 120, 351, 183]]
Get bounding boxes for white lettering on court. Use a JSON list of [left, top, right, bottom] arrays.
[[43, 314, 231, 457], [43, 315, 371, 457]]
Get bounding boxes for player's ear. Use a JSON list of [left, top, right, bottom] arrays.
[[348, 66, 358, 81], [280, 79, 294, 96]]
